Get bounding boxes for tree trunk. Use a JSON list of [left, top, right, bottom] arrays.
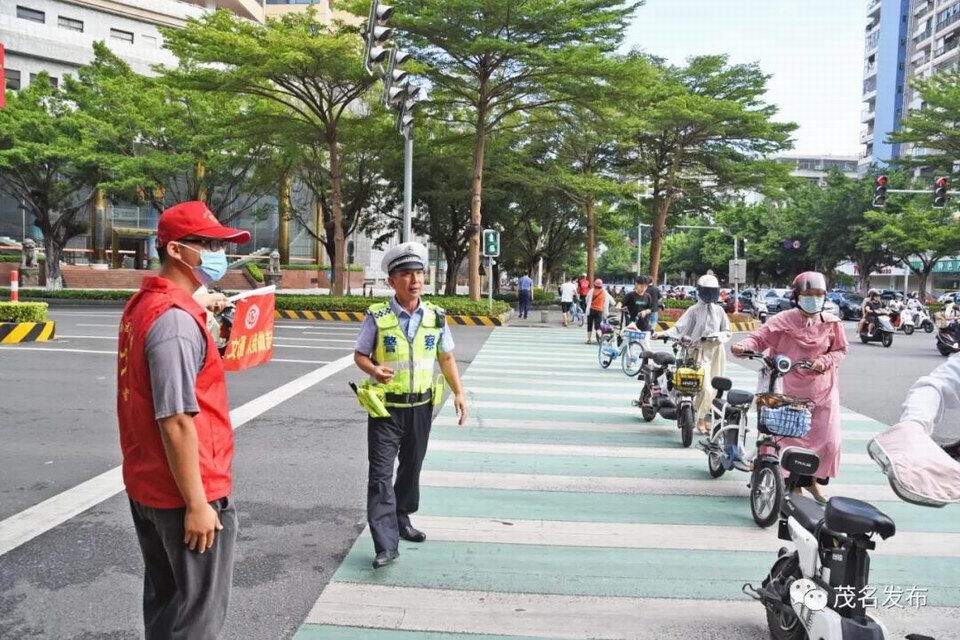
[[443, 249, 462, 296], [328, 137, 346, 297], [648, 194, 673, 286], [278, 173, 291, 265], [468, 118, 487, 301], [43, 233, 63, 290], [586, 195, 596, 283], [194, 159, 207, 203]]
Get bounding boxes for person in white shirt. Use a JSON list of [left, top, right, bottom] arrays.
[[869, 355, 960, 507], [559, 277, 578, 327]]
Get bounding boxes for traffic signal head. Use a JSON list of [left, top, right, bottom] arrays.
[[934, 176, 949, 208], [873, 175, 888, 208], [482, 229, 500, 257], [382, 47, 411, 107], [363, 2, 394, 75]]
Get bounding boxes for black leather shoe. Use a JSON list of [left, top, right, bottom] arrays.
[[372, 549, 399, 569], [399, 524, 426, 543]]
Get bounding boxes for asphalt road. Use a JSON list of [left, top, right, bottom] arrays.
[[0, 305, 491, 640], [0, 307, 956, 639]]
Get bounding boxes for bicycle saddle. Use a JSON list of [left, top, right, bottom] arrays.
[[825, 497, 896, 540], [653, 352, 675, 366]]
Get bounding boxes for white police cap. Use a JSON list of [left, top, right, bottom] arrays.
[[382, 241, 427, 275]]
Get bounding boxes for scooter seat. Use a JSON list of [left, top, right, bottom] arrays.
[[825, 497, 896, 540], [712, 377, 732, 392], [783, 494, 824, 535], [642, 350, 657, 360], [653, 352, 675, 366], [727, 390, 754, 406]]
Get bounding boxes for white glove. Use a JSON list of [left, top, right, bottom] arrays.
[[868, 421, 960, 507]]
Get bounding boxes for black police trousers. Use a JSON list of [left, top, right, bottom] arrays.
[[367, 402, 433, 554]]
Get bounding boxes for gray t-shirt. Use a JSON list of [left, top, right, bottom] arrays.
[[145, 308, 207, 420]]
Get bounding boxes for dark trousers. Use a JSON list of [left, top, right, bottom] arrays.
[[129, 497, 238, 640], [367, 403, 433, 554], [518, 290, 532, 318]]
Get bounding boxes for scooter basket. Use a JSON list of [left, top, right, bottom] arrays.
[[672, 367, 704, 393], [756, 393, 813, 438]]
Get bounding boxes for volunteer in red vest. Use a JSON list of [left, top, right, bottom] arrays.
[[117, 200, 249, 640], [577, 273, 590, 312]]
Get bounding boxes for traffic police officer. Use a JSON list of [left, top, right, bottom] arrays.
[[353, 242, 468, 569]]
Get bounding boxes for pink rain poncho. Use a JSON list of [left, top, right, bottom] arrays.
[[736, 308, 849, 478]]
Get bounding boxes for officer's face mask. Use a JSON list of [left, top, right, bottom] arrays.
[[177, 242, 228, 286], [798, 295, 826, 314]]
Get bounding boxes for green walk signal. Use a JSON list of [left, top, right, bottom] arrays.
[[482, 229, 500, 257]]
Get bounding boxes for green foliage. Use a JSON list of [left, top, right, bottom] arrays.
[[283, 263, 365, 272], [275, 294, 510, 316], [0, 302, 48, 323], [662, 299, 695, 309], [890, 69, 960, 179], [0, 254, 44, 263], [0, 288, 133, 301], [245, 262, 265, 283]]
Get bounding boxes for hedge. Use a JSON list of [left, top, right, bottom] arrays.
[[0, 254, 44, 263], [662, 299, 695, 309], [0, 288, 511, 316], [246, 262, 265, 283], [283, 263, 365, 272], [0, 301, 48, 323], [494, 287, 556, 304], [275, 294, 510, 316]]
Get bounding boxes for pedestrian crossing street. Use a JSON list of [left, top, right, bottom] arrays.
[[294, 327, 960, 639]]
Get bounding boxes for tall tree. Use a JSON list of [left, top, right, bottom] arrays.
[[889, 69, 960, 179], [377, 0, 641, 299], [162, 8, 376, 296], [624, 54, 796, 284], [0, 74, 96, 289]]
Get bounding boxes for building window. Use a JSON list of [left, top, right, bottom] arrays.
[[16, 6, 45, 23], [110, 28, 134, 44], [5, 69, 21, 91], [141, 34, 158, 47], [29, 73, 59, 88], [58, 16, 84, 32]]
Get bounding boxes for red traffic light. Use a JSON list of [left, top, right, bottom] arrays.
[[876, 175, 888, 187], [935, 177, 948, 189]]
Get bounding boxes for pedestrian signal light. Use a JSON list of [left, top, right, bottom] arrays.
[[873, 175, 888, 208], [934, 177, 949, 209], [482, 229, 500, 257]]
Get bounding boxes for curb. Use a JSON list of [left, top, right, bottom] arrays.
[[0, 321, 56, 343], [274, 310, 508, 327]]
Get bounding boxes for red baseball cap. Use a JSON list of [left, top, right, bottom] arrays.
[[156, 201, 251, 247]]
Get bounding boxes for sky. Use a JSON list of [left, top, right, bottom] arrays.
[[625, 0, 866, 157]]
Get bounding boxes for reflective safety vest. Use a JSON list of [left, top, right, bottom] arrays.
[[369, 301, 444, 406]]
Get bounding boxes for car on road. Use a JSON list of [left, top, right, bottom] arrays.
[[938, 291, 960, 303], [761, 288, 793, 313], [827, 291, 863, 320]]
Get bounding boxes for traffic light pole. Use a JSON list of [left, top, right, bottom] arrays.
[[487, 257, 493, 312], [403, 125, 413, 242]]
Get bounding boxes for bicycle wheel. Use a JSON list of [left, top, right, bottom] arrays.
[[621, 340, 644, 377], [598, 335, 615, 368]]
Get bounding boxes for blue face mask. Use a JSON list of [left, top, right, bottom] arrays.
[[798, 295, 825, 314], [179, 243, 228, 285]]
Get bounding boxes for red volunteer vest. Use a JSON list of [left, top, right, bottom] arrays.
[[117, 275, 233, 508]]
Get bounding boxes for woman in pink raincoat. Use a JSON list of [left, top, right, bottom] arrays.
[[732, 272, 848, 504]]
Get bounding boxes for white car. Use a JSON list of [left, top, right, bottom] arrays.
[[938, 291, 960, 304]]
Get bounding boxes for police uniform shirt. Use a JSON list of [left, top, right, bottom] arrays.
[[354, 297, 456, 356]]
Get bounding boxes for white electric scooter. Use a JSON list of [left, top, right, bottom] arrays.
[[745, 448, 915, 640]]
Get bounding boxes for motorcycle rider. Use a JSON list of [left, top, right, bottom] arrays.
[[858, 289, 884, 336], [653, 274, 729, 434], [869, 356, 960, 507]]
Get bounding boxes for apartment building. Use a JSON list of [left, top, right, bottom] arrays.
[[860, 0, 960, 172], [775, 155, 860, 186]]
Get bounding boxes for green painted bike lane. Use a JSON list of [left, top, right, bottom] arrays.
[[294, 327, 960, 639]]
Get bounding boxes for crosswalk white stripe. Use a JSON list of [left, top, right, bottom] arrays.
[[305, 584, 957, 639], [383, 513, 957, 557], [419, 471, 901, 504], [427, 439, 875, 465]]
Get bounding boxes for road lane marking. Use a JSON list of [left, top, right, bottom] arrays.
[[0, 354, 355, 557], [76, 323, 119, 328], [0, 346, 116, 355], [418, 471, 901, 505]]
